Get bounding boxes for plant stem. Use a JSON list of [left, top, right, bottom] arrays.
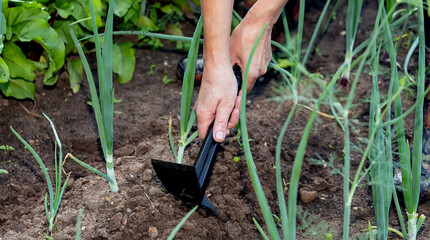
[[407, 212, 418, 240], [176, 141, 186, 163], [276, 104, 296, 239], [106, 154, 118, 192]]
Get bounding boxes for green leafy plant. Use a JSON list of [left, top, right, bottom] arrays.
[[0, 0, 192, 99], [297, 207, 336, 239], [0, 0, 65, 99], [10, 114, 70, 234], [162, 75, 175, 85], [68, 0, 119, 192], [0, 144, 14, 152]]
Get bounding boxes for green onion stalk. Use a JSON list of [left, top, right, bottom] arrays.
[[173, 16, 203, 164], [369, 41, 392, 240], [340, 4, 383, 237], [233, 1, 337, 238], [10, 114, 70, 233], [68, 0, 118, 192], [167, 205, 198, 240], [400, 0, 427, 238], [335, 1, 428, 238], [76, 14, 204, 165], [238, 17, 349, 240], [341, 0, 363, 86]]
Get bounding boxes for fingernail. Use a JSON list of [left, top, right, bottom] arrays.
[[215, 131, 225, 141], [236, 111, 240, 118]]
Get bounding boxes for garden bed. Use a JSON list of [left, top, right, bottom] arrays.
[[0, 2, 428, 239]]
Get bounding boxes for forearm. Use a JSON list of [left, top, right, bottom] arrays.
[[246, 0, 289, 29], [201, 0, 234, 66]]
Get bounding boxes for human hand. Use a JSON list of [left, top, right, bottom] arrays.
[[230, 12, 273, 93], [195, 63, 241, 142]]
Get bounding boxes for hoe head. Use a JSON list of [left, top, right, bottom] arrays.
[[152, 126, 219, 213], [152, 65, 242, 214], [151, 160, 204, 205]]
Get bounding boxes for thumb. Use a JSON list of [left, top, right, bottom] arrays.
[[213, 103, 234, 142]]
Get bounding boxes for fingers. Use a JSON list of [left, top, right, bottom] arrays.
[[196, 101, 215, 140], [213, 102, 235, 142], [227, 92, 242, 129]]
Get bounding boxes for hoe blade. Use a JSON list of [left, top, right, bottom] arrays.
[[151, 159, 204, 204]]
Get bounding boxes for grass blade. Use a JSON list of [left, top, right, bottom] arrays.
[[253, 218, 270, 240], [167, 205, 198, 240]]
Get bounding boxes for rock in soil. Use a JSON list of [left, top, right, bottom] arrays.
[[148, 226, 158, 239], [299, 189, 318, 203], [143, 169, 153, 182]]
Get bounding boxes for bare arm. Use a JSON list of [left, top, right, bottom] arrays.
[[196, 0, 239, 142], [196, 0, 289, 143], [230, 0, 289, 92]]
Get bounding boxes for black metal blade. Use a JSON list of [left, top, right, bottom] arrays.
[[151, 159, 204, 204]]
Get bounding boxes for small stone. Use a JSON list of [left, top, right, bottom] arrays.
[[135, 142, 150, 157], [283, 186, 288, 195], [353, 207, 359, 211], [126, 208, 132, 213], [149, 227, 158, 238], [299, 189, 318, 203], [143, 169, 153, 182], [115, 145, 135, 157]]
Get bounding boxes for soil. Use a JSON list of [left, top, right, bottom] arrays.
[[1, 1, 429, 240]]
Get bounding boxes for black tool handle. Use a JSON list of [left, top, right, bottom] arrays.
[[194, 66, 242, 191]]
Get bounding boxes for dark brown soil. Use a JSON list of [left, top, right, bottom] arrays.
[[1, 1, 429, 239]]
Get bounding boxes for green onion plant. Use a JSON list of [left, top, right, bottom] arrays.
[[10, 114, 70, 233], [392, 0, 427, 239], [233, 1, 347, 239], [237, 0, 427, 239], [78, 13, 203, 164], [167, 205, 198, 240], [172, 16, 202, 163], [326, 1, 428, 239], [75, 207, 84, 240], [341, 0, 363, 85], [68, 0, 118, 192]]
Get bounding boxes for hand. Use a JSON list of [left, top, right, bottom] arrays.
[[195, 63, 241, 142], [230, 13, 273, 92]]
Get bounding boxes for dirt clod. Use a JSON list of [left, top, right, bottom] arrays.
[[148, 226, 158, 238], [143, 169, 153, 182], [299, 189, 318, 204]]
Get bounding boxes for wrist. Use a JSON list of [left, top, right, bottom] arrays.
[[203, 44, 231, 68], [245, 0, 287, 28]]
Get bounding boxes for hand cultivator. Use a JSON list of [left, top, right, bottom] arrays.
[[152, 66, 242, 214]]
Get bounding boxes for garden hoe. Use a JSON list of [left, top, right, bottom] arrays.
[[152, 66, 242, 215]]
